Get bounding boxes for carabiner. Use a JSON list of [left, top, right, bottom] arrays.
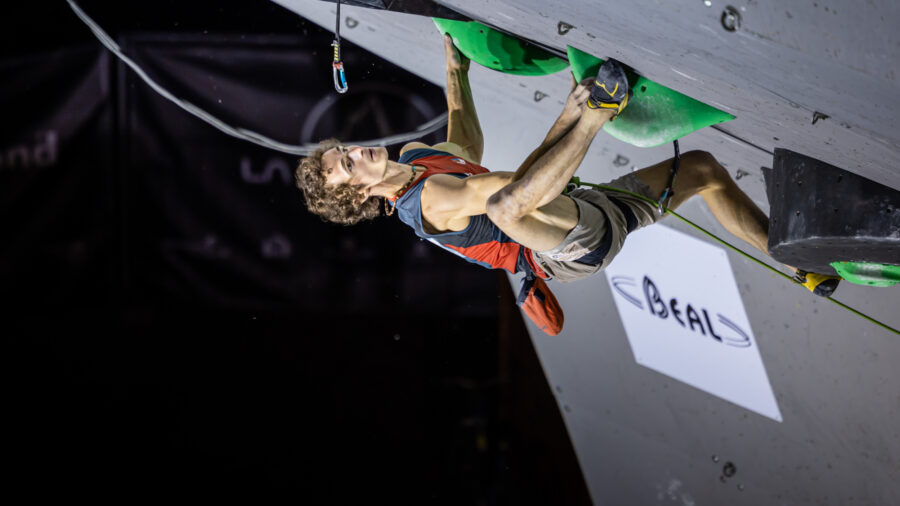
[[657, 187, 672, 216], [331, 39, 348, 94], [657, 140, 681, 215], [333, 61, 348, 94]]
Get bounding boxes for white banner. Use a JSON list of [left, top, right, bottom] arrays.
[[605, 225, 782, 422]]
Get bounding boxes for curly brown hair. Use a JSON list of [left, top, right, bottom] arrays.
[[295, 138, 382, 225]]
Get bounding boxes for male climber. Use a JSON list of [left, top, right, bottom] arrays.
[[295, 34, 839, 333]]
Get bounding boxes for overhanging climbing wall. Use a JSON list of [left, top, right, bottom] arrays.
[[277, 1, 900, 504]]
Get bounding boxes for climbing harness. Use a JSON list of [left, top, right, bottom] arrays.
[[566, 176, 899, 336], [656, 140, 680, 215], [332, 0, 349, 93]]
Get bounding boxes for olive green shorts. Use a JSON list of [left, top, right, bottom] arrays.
[[532, 173, 662, 283]]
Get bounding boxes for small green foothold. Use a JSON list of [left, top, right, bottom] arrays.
[[831, 261, 900, 287]]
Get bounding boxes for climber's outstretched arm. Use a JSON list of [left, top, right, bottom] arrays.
[[511, 76, 594, 181]]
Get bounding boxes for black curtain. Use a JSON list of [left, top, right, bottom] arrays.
[[3, 19, 504, 503], [0, 44, 114, 309], [2, 2, 591, 504]]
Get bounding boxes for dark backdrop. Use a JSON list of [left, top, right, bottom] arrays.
[[1, 1, 589, 503]]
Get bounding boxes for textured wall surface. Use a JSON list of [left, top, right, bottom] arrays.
[[278, 1, 899, 504]]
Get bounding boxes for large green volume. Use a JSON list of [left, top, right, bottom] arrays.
[[433, 18, 568, 76], [569, 46, 735, 147]]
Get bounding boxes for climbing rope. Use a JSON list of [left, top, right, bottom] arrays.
[[332, 0, 349, 93], [568, 176, 900, 336], [66, 0, 447, 155]]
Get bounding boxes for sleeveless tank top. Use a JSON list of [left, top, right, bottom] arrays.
[[391, 148, 547, 278]]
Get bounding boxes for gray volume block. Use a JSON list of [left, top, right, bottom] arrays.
[[762, 148, 900, 275]]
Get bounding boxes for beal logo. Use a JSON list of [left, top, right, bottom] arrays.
[[610, 275, 751, 348], [450, 157, 467, 165]]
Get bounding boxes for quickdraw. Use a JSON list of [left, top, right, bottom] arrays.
[[332, 0, 348, 94], [656, 139, 680, 215]]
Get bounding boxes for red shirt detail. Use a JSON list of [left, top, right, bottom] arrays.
[[445, 241, 521, 274], [394, 154, 548, 279]]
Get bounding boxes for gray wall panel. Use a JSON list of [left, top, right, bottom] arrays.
[[277, 1, 900, 504]]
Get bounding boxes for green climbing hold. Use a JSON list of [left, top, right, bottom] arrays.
[[431, 20, 736, 147], [567, 46, 735, 148], [830, 261, 900, 287], [433, 18, 568, 76]]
